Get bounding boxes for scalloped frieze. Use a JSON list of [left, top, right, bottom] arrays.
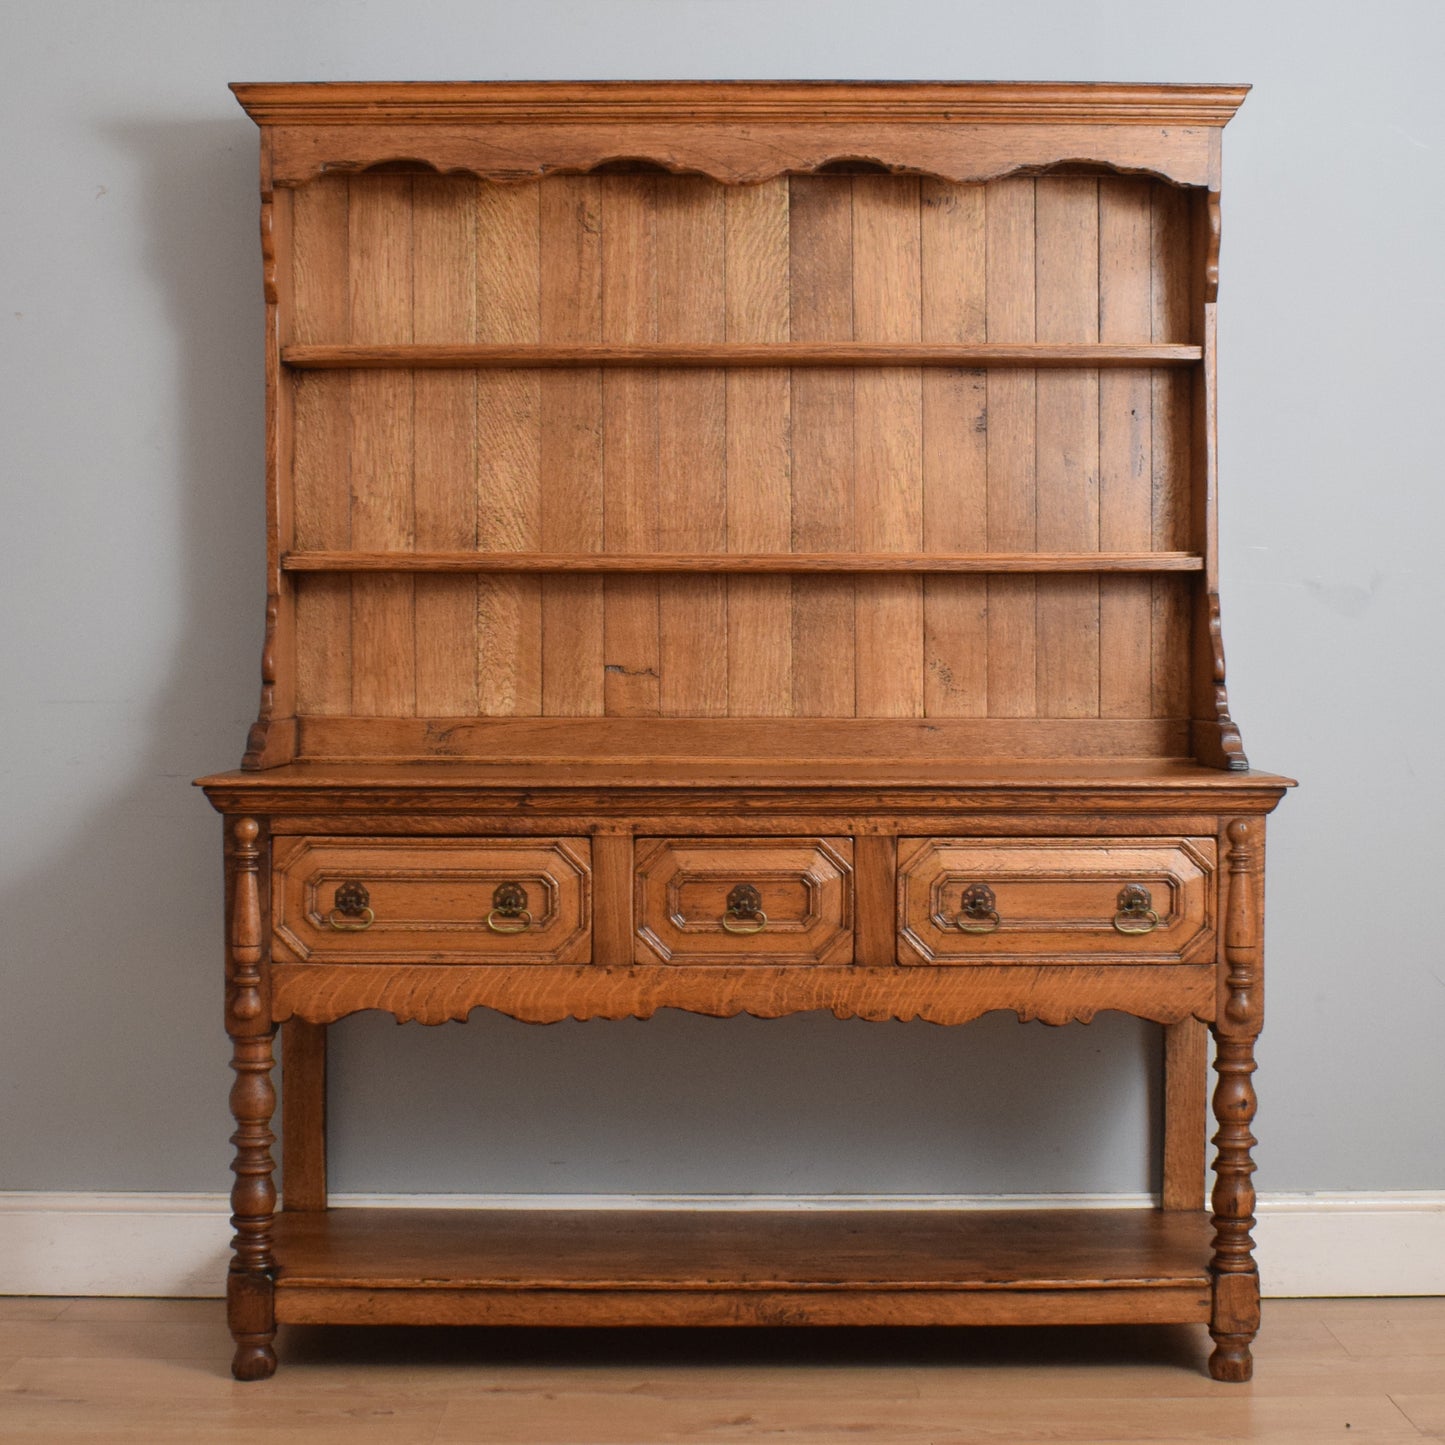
[[269, 961, 1216, 1028], [265, 124, 1219, 192]]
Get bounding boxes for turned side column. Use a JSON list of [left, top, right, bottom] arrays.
[[1209, 817, 1264, 1381], [226, 816, 278, 1381]]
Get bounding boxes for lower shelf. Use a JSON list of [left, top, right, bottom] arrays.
[[270, 1208, 1214, 1328]]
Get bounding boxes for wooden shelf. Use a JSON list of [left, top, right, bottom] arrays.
[[270, 1208, 1215, 1328], [281, 342, 1203, 371], [282, 550, 1205, 575]]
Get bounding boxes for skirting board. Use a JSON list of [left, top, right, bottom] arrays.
[[1, 1191, 1441, 1300]]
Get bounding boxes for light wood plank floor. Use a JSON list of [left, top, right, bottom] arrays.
[[0, 1297, 1442, 1442]]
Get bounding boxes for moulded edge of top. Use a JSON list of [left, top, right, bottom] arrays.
[[229, 80, 1251, 128]]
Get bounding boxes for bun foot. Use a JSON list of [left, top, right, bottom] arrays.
[[1208, 1334, 1254, 1382], [231, 1337, 277, 1380]]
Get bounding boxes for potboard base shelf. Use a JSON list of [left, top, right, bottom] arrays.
[[269, 1207, 1214, 1329]]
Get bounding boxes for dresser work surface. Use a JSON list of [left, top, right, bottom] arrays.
[[201, 80, 1292, 1382]]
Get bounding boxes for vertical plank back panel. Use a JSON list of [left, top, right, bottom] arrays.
[[476, 181, 543, 716], [788, 176, 856, 718], [852, 175, 924, 718], [983, 178, 1038, 717], [920, 180, 987, 717], [1098, 179, 1155, 718], [600, 176, 662, 716], [1152, 186, 1196, 718], [284, 166, 1200, 738], [347, 176, 415, 717], [724, 179, 793, 717], [411, 178, 479, 716], [656, 178, 728, 716], [539, 177, 605, 716], [1034, 178, 1101, 719], [290, 177, 351, 716]]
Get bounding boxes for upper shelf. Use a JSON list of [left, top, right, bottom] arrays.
[[282, 342, 1202, 372], [282, 551, 1205, 575]]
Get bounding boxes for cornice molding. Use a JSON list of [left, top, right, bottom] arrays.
[[231, 80, 1250, 129]]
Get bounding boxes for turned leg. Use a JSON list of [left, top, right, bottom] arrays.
[[227, 817, 278, 1380], [1209, 818, 1263, 1382]]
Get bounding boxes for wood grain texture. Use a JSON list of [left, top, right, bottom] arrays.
[[983, 178, 1038, 717], [226, 818, 278, 1380], [290, 177, 352, 717], [600, 174, 661, 717], [853, 832, 896, 968], [539, 176, 605, 716], [248, 173, 296, 769], [270, 960, 1217, 1028], [283, 340, 1202, 368], [291, 715, 1195, 764], [201, 759, 1292, 813], [788, 175, 856, 717], [1098, 179, 1156, 719], [725, 178, 793, 717], [852, 174, 924, 718], [475, 180, 543, 716], [411, 176, 478, 716], [634, 836, 853, 966], [1034, 177, 1101, 720], [1163, 1015, 1208, 1212], [214, 84, 1285, 1383], [240, 82, 1246, 198], [347, 175, 415, 719], [921, 179, 988, 717], [280, 1019, 327, 1212], [8, 1300, 1439, 1442], [270, 835, 592, 966], [284, 550, 1205, 574], [1209, 816, 1264, 1381], [267, 1205, 1213, 1293], [895, 836, 1217, 967], [1151, 184, 1196, 721], [656, 176, 728, 716]]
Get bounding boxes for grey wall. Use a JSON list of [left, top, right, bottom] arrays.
[[3, 0, 1441, 1197]]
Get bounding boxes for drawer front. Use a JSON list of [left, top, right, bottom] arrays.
[[271, 837, 591, 964], [635, 838, 854, 966], [897, 838, 1216, 965]]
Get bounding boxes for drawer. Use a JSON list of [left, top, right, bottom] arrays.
[[897, 838, 1216, 965], [271, 837, 591, 964], [634, 837, 854, 966]]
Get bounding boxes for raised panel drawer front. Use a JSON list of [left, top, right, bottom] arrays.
[[271, 837, 591, 964], [634, 838, 854, 966], [897, 838, 1217, 966]]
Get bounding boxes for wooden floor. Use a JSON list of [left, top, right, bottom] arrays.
[[1, 1296, 1442, 1442]]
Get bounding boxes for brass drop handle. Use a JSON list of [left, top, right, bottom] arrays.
[[328, 880, 374, 932], [1113, 883, 1160, 935], [486, 881, 532, 935], [956, 882, 1000, 935], [721, 882, 767, 935]]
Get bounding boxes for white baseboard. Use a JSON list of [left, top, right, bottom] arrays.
[[1, 1190, 1440, 1300]]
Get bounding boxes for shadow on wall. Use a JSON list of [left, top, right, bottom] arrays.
[[2, 112, 1165, 1195]]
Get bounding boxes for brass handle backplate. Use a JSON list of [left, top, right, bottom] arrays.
[[486, 880, 532, 935], [956, 881, 1000, 935], [721, 882, 767, 935], [328, 880, 374, 932], [1113, 883, 1160, 935]]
